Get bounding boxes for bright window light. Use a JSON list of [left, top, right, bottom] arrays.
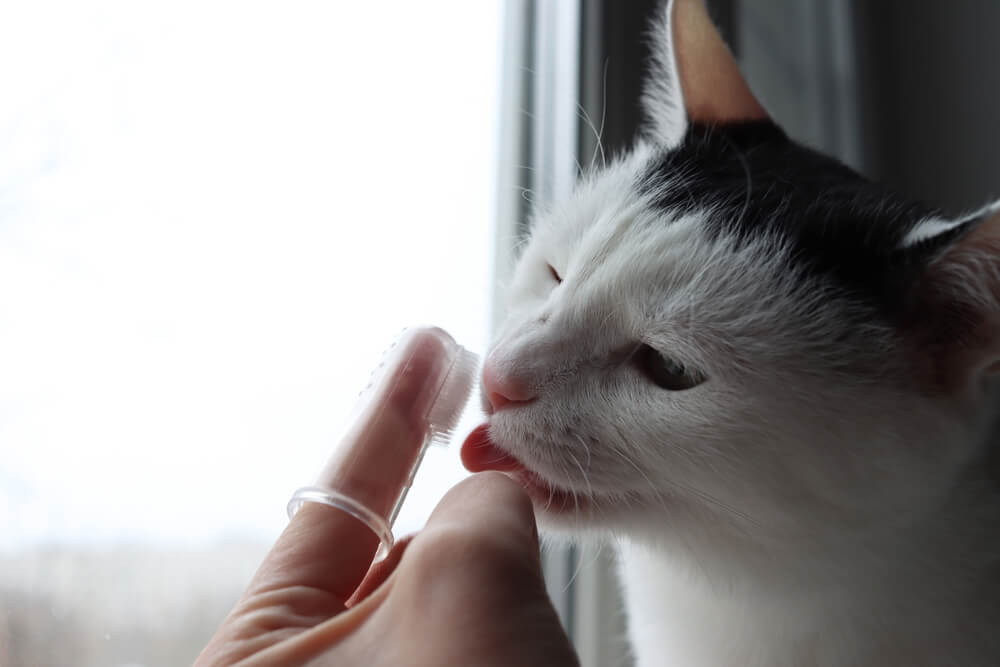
[[0, 1, 499, 663]]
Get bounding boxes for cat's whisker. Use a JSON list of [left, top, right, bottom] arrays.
[[720, 133, 753, 232], [561, 540, 606, 594], [603, 427, 671, 507], [613, 342, 646, 372], [493, 229, 533, 254], [493, 231, 523, 249], [606, 430, 760, 533], [597, 306, 618, 332], [593, 58, 609, 170], [564, 447, 592, 515], [514, 185, 537, 205], [609, 441, 672, 509], [676, 481, 760, 531], [575, 102, 606, 174], [570, 429, 593, 472]]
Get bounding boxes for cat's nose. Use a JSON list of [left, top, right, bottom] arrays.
[[482, 358, 536, 412]]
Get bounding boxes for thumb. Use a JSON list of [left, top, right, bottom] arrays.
[[379, 472, 579, 667], [425, 471, 542, 566], [397, 471, 549, 612]]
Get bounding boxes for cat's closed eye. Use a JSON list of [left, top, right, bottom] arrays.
[[547, 263, 562, 284], [634, 343, 705, 391]]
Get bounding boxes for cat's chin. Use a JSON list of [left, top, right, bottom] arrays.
[[460, 423, 678, 535], [461, 423, 597, 517]]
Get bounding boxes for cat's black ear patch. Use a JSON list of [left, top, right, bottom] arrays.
[[640, 121, 940, 318]]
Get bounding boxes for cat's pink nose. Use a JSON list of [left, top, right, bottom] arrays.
[[482, 359, 536, 412]]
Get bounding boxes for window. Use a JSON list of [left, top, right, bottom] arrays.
[[0, 2, 499, 664], [11, 2, 987, 666]]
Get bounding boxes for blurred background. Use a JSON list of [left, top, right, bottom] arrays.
[[2, 1, 998, 666], [0, 2, 498, 664]]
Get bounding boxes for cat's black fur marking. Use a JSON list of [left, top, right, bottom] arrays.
[[639, 121, 941, 317]]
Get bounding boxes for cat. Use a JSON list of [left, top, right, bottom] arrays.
[[460, 0, 1000, 665]]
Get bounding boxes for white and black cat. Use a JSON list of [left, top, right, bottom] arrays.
[[461, 0, 1000, 665]]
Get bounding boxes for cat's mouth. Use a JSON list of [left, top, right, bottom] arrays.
[[460, 423, 585, 513]]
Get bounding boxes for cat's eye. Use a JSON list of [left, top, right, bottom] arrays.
[[547, 263, 562, 284], [634, 344, 705, 391]]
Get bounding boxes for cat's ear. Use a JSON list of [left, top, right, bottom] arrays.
[[643, 0, 768, 148], [903, 203, 1000, 389]]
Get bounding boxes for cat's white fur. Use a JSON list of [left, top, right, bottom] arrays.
[[484, 2, 1000, 665], [903, 201, 1000, 248], [641, 2, 687, 148], [491, 167, 1000, 665]]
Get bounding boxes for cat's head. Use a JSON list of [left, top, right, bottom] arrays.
[[461, 0, 1000, 559]]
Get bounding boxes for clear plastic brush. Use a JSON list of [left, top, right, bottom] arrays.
[[287, 326, 479, 559]]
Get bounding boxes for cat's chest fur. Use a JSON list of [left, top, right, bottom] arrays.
[[619, 545, 840, 667], [617, 539, 1000, 667]]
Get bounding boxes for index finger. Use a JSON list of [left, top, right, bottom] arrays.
[[246, 329, 457, 604]]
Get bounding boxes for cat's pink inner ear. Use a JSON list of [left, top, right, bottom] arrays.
[[918, 208, 1000, 388], [959, 209, 1000, 367], [673, 0, 768, 124]]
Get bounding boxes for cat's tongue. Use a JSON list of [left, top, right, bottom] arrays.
[[460, 423, 524, 473]]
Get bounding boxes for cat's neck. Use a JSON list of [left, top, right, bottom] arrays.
[[618, 542, 996, 667], [617, 476, 1000, 667]]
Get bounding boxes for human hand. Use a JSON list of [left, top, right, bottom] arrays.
[[196, 472, 578, 666], [195, 325, 578, 666]]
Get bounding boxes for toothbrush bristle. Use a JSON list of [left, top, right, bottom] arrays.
[[428, 347, 480, 446]]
